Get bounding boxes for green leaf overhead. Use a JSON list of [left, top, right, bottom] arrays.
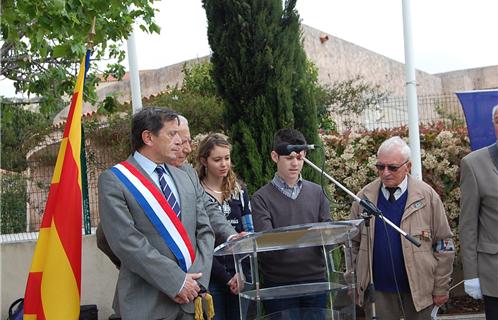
[[1, 0, 160, 118]]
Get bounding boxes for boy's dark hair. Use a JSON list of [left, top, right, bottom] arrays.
[[131, 107, 179, 151], [273, 128, 307, 150]]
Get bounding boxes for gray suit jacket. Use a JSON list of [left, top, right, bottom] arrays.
[[96, 164, 236, 270], [459, 143, 498, 297], [99, 156, 214, 319]]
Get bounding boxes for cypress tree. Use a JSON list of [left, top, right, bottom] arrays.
[[203, 0, 321, 192]]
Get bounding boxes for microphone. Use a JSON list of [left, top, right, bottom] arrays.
[[275, 144, 317, 155]]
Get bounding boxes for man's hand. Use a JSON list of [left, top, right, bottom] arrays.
[[227, 232, 248, 242], [433, 294, 449, 306], [464, 278, 483, 300], [227, 273, 244, 294], [174, 273, 202, 304]]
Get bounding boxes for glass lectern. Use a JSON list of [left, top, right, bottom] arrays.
[[214, 220, 363, 320]]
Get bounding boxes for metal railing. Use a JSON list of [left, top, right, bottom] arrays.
[[333, 93, 464, 132], [0, 93, 467, 242], [1, 141, 117, 242]]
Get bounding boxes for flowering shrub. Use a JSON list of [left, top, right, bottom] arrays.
[[320, 122, 470, 256]]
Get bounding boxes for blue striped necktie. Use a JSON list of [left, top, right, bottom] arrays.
[[155, 166, 181, 219]]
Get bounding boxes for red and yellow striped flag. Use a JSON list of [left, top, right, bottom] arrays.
[[24, 50, 90, 320]]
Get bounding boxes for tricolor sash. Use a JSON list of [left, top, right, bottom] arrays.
[[111, 161, 195, 272]]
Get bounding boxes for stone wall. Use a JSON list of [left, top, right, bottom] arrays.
[[94, 24, 450, 104], [53, 56, 210, 124], [301, 24, 443, 97], [97, 56, 210, 105], [436, 65, 498, 94], [53, 24, 497, 124]]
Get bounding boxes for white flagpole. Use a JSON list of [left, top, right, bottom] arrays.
[[127, 24, 143, 114], [402, 0, 422, 180]]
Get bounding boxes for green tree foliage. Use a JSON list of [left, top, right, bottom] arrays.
[[203, 0, 322, 192], [145, 90, 224, 137], [1, 0, 160, 118], [319, 75, 390, 130], [85, 112, 133, 165], [84, 60, 225, 166], [0, 103, 51, 171], [181, 61, 218, 97], [0, 172, 27, 234], [325, 75, 389, 114], [144, 62, 224, 136]]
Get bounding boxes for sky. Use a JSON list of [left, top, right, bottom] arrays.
[[2, 0, 497, 97], [126, 0, 498, 73]]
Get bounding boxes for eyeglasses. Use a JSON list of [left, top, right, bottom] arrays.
[[375, 159, 409, 172]]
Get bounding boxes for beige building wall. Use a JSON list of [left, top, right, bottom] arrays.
[[301, 24, 443, 97], [96, 57, 210, 105], [53, 57, 210, 124], [53, 24, 497, 124], [436, 65, 498, 94], [1, 235, 118, 319]]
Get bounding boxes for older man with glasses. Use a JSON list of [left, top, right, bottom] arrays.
[[350, 136, 455, 320]]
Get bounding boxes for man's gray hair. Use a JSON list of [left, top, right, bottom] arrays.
[[492, 105, 498, 123], [178, 114, 189, 125], [377, 136, 411, 161]]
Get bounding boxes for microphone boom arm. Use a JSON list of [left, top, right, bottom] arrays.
[[302, 156, 421, 247]]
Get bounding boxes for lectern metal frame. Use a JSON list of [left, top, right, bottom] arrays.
[[214, 220, 363, 319]]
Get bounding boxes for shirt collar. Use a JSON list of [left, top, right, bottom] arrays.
[[133, 151, 168, 177], [381, 175, 408, 199], [273, 173, 303, 189], [271, 173, 303, 200]]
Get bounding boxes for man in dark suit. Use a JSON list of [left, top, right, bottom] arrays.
[[459, 104, 498, 320], [98, 107, 214, 320]]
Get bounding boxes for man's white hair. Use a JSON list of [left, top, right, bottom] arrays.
[[377, 136, 411, 161], [178, 114, 189, 125], [492, 104, 498, 123]]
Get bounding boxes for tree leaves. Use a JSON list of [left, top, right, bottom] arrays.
[[204, 0, 322, 192], [1, 0, 159, 119]]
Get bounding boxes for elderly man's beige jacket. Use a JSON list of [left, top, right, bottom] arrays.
[[351, 176, 455, 312]]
